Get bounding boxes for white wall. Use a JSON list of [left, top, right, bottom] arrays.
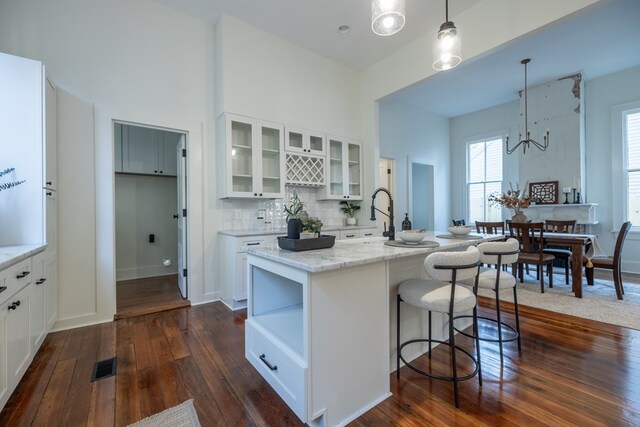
[[0, 53, 43, 245], [379, 101, 451, 232], [585, 65, 640, 272], [449, 65, 640, 273], [115, 174, 178, 281], [450, 101, 519, 220], [0, 0, 212, 329]]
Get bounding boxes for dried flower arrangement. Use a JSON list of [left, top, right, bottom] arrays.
[[488, 182, 532, 214]]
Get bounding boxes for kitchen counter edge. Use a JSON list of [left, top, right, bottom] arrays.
[[0, 244, 47, 271]]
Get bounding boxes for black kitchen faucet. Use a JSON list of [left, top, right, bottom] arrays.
[[370, 187, 395, 241]]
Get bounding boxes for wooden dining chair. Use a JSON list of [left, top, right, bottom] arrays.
[[543, 219, 577, 285], [583, 221, 632, 300], [475, 221, 505, 235], [452, 219, 466, 226], [509, 222, 555, 293]]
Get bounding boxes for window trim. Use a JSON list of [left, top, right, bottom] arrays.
[[465, 132, 505, 222], [612, 101, 640, 235]]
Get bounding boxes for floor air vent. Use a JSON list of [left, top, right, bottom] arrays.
[[91, 357, 117, 381]]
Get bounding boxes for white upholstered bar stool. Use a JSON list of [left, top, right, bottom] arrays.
[[396, 246, 482, 408], [457, 238, 521, 365]]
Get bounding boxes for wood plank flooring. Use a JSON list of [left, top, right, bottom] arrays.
[[115, 275, 189, 320], [2, 274, 640, 426]]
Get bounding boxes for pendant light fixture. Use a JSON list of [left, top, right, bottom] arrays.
[[506, 58, 550, 155], [371, 0, 405, 36], [433, 0, 461, 71]]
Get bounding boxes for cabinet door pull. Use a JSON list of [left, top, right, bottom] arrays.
[[14, 300, 20, 307], [8, 303, 17, 311], [345, 234, 355, 238], [16, 271, 30, 279], [259, 354, 278, 371], [36, 278, 47, 285], [46, 191, 52, 196], [0, 286, 6, 294], [246, 242, 260, 246], [46, 181, 52, 185]]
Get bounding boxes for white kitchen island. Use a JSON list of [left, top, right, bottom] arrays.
[[245, 232, 501, 427]]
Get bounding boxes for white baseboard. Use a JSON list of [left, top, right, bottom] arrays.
[[51, 313, 113, 332], [116, 265, 177, 281], [622, 260, 640, 275]]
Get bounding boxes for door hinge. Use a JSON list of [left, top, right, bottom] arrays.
[[182, 208, 187, 217], [182, 148, 186, 157], [183, 268, 187, 277]]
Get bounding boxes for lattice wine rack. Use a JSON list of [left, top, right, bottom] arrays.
[[285, 153, 325, 187]]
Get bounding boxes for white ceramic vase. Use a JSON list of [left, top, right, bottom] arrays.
[[346, 217, 357, 226]]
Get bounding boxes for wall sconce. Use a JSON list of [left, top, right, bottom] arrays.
[[371, 0, 405, 36]]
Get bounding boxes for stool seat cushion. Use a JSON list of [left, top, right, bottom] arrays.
[[398, 279, 476, 314], [460, 267, 516, 290]]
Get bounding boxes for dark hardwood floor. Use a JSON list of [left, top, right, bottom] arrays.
[[116, 274, 190, 320], [2, 272, 640, 426]]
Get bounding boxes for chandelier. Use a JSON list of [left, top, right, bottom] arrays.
[[506, 58, 550, 155]]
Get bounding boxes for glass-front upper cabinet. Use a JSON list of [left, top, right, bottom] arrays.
[[218, 113, 284, 198], [319, 136, 362, 200], [285, 126, 326, 155]]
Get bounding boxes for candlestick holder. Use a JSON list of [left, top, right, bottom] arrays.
[[563, 191, 570, 204], [572, 188, 577, 204], [575, 192, 581, 204]]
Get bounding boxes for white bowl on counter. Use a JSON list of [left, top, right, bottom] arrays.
[[398, 229, 426, 244], [448, 226, 472, 235]]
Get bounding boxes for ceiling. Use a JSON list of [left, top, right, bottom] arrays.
[[383, 0, 640, 117], [152, 0, 640, 118], [151, 0, 482, 70]]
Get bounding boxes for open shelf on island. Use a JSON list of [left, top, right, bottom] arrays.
[[254, 304, 303, 355], [251, 265, 304, 355]]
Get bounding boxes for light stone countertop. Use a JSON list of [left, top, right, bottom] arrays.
[[246, 231, 503, 273], [219, 224, 377, 237], [0, 244, 47, 271]]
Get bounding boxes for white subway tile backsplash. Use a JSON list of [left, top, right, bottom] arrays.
[[220, 187, 355, 230]]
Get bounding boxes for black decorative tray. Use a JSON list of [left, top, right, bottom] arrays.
[[277, 235, 336, 252]]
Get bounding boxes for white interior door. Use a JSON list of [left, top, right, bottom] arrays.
[[177, 135, 187, 298]]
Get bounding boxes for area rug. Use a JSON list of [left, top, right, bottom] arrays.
[[127, 399, 201, 427], [477, 269, 640, 330]]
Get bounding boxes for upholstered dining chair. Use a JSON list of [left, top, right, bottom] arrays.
[[509, 222, 555, 293], [475, 221, 505, 235], [543, 219, 577, 285], [583, 221, 632, 300], [452, 219, 466, 226]]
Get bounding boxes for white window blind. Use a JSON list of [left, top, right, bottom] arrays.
[[467, 137, 503, 222], [625, 110, 640, 225]]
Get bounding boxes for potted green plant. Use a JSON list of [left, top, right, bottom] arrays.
[[302, 217, 323, 239], [284, 192, 305, 239], [339, 200, 360, 226]]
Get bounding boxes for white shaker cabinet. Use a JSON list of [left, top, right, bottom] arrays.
[[285, 127, 326, 155], [219, 234, 278, 310], [116, 124, 180, 176], [319, 136, 362, 201], [218, 113, 285, 199]]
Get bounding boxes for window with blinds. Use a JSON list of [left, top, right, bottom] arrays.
[[625, 109, 640, 226], [467, 137, 503, 222]]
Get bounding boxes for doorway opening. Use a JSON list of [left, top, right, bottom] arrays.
[[113, 121, 189, 319], [408, 158, 435, 231]]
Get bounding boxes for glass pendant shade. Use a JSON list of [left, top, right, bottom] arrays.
[[433, 21, 461, 70], [371, 0, 405, 36]]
